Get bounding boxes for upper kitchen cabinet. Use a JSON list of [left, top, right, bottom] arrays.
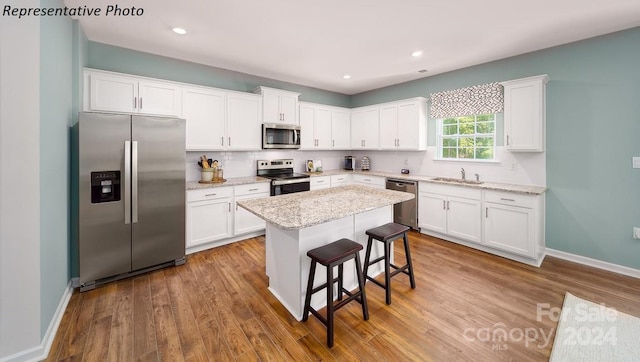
[[351, 106, 379, 149], [331, 108, 351, 149], [253, 86, 300, 125], [226, 92, 262, 150], [501, 74, 549, 152], [299, 102, 350, 150], [182, 86, 226, 150], [379, 97, 427, 150], [84, 69, 182, 117]]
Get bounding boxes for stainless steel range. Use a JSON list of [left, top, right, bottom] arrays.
[[257, 159, 310, 196]]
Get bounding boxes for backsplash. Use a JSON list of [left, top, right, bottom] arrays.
[[186, 148, 545, 186]]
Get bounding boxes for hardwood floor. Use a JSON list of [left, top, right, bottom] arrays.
[[46, 232, 640, 361]]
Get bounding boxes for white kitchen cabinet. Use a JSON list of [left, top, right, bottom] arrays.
[[331, 109, 351, 149], [254, 86, 300, 125], [182, 86, 226, 150], [299, 102, 332, 149], [226, 92, 262, 150], [379, 98, 427, 150], [234, 183, 270, 235], [310, 176, 331, 190], [418, 183, 482, 244], [186, 187, 233, 248], [330, 174, 352, 187], [501, 74, 549, 152], [483, 191, 543, 258], [351, 106, 379, 149], [86, 70, 182, 116], [352, 174, 385, 189]]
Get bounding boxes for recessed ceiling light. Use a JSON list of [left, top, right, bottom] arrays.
[[172, 27, 187, 35], [343, 74, 351, 80], [411, 50, 423, 57]]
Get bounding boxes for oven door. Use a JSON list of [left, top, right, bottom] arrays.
[[272, 179, 310, 196], [263, 123, 301, 149]]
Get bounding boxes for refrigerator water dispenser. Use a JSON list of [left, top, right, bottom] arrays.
[[91, 171, 121, 203]]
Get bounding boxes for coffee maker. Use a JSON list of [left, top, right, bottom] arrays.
[[344, 156, 355, 170]]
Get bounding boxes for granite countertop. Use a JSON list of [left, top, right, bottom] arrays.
[[186, 176, 270, 190], [237, 184, 414, 230], [304, 169, 547, 195]]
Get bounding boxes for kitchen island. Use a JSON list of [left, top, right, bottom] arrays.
[[237, 184, 414, 320]]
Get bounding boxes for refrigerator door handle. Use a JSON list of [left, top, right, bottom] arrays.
[[132, 141, 139, 223], [124, 141, 131, 224]]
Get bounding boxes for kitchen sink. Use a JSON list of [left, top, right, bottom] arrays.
[[431, 177, 483, 185]]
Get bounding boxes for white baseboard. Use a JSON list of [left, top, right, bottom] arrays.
[[545, 248, 640, 279], [0, 281, 74, 362]]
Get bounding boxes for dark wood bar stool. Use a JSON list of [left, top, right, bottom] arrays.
[[363, 223, 416, 305], [302, 238, 369, 348]]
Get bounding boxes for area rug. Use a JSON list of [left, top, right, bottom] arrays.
[[549, 292, 640, 361]]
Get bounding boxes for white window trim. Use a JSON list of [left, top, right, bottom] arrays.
[[434, 115, 497, 163]]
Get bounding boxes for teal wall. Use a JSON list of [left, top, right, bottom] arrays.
[[351, 27, 640, 269], [39, 0, 77, 337], [88, 42, 351, 107]]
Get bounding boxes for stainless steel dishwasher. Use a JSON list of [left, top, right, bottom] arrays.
[[385, 178, 418, 230]]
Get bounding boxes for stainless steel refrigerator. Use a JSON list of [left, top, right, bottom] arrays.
[[74, 112, 186, 291]]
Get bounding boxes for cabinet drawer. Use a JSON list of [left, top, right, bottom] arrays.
[[484, 191, 535, 208], [330, 174, 352, 184], [353, 174, 385, 187], [235, 182, 270, 196], [310, 176, 330, 186], [419, 182, 481, 200], [187, 186, 233, 202]]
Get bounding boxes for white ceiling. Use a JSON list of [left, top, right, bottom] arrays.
[[66, 0, 640, 95]]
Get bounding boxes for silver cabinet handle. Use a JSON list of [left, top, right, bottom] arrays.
[[132, 141, 138, 223], [486, 207, 488, 218], [124, 141, 131, 224], [133, 97, 137, 109], [332, 140, 335, 147], [221, 136, 224, 146], [205, 193, 217, 197], [442, 200, 445, 210], [500, 198, 516, 202], [228, 202, 231, 212], [228, 137, 231, 147], [139, 97, 142, 110], [446, 200, 450, 210], [249, 188, 258, 191], [506, 135, 510, 146], [317, 180, 325, 183]]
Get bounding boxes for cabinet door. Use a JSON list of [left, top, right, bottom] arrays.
[[89, 73, 138, 113], [503, 75, 547, 152], [315, 108, 332, 149], [397, 101, 420, 150], [446, 197, 482, 243], [362, 108, 380, 149], [299, 104, 316, 149], [186, 198, 233, 247], [484, 203, 535, 256], [227, 92, 262, 150], [183, 87, 225, 150], [310, 176, 331, 190], [262, 91, 282, 123], [418, 192, 447, 233], [379, 105, 398, 150], [138, 80, 182, 116], [234, 193, 269, 235], [280, 93, 299, 125], [350, 110, 367, 148], [331, 110, 350, 149]]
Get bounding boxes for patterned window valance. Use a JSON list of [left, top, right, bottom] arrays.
[[429, 82, 503, 119]]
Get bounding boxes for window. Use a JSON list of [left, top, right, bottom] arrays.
[[438, 114, 495, 160]]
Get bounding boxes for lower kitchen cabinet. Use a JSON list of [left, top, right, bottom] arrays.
[[352, 174, 385, 189], [330, 174, 352, 187], [310, 176, 331, 190], [418, 183, 482, 244], [483, 190, 542, 258], [186, 187, 233, 248], [419, 183, 545, 266], [234, 183, 270, 235]]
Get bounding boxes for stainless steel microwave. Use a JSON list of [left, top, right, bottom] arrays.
[[262, 123, 301, 149]]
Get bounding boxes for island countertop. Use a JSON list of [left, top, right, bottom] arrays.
[[237, 184, 414, 230]]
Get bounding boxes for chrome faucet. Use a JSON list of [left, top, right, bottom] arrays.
[[461, 168, 466, 181], [475, 173, 480, 182]]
